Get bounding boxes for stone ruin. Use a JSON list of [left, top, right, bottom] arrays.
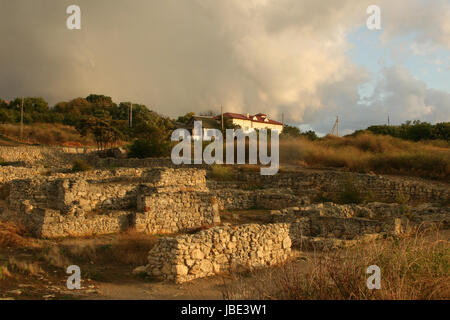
[[0, 146, 448, 284], [141, 201, 449, 283], [1, 168, 220, 238], [144, 223, 292, 283]]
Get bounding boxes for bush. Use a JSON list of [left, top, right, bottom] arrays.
[[128, 138, 172, 158], [338, 179, 364, 204], [71, 159, 92, 172]]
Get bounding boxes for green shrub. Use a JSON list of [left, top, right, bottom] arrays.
[[395, 192, 410, 204], [128, 138, 172, 159], [313, 192, 334, 203], [210, 165, 236, 181], [71, 159, 92, 172], [338, 179, 364, 204]]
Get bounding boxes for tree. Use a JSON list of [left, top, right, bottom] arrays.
[[86, 94, 113, 107], [199, 110, 216, 116], [366, 121, 449, 141], [76, 118, 122, 150], [280, 124, 318, 140], [302, 130, 318, 141], [0, 108, 14, 123], [280, 124, 301, 138], [128, 121, 173, 158], [176, 112, 195, 124]]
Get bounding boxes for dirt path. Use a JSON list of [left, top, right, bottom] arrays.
[[86, 277, 224, 300]]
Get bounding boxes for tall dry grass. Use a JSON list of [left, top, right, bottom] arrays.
[[0, 123, 95, 146], [41, 231, 158, 268], [0, 221, 37, 248], [222, 230, 449, 300], [280, 133, 450, 179]]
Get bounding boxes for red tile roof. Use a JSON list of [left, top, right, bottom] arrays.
[[216, 112, 282, 125]]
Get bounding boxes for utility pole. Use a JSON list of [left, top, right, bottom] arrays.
[[221, 105, 224, 131], [337, 116, 339, 137], [129, 102, 133, 127], [20, 97, 24, 141], [330, 116, 339, 137], [388, 115, 390, 126]]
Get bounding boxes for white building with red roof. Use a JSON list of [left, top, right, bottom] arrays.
[[217, 112, 283, 133]]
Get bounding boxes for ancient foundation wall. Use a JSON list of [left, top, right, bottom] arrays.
[[208, 170, 448, 206], [7, 168, 207, 213], [145, 223, 292, 283], [2, 168, 219, 238], [15, 208, 131, 238], [135, 191, 220, 234]]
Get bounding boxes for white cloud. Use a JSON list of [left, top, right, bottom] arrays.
[[309, 66, 450, 133]]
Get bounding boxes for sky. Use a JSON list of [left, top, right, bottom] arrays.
[[0, 0, 449, 135]]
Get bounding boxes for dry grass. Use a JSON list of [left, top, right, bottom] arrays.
[[42, 231, 158, 268], [0, 123, 95, 146], [222, 230, 450, 300], [0, 264, 12, 280], [107, 231, 158, 265], [280, 133, 450, 179], [210, 165, 237, 181], [71, 158, 93, 172], [7, 257, 44, 276], [0, 221, 37, 248]]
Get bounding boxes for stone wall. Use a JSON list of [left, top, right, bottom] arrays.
[[212, 188, 305, 211], [144, 223, 292, 283], [135, 191, 220, 234], [142, 201, 427, 283], [208, 169, 449, 205], [2, 168, 221, 238], [0, 167, 41, 183], [269, 202, 449, 249], [10, 208, 131, 238], [87, 157, 210, 170], [7, 168, 207, 213], [0, 146, 91, 167]]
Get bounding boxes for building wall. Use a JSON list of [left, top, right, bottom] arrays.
[[231, 118, 253, 132], [231, 118, 283, 133], [250, 121, 283, 132]]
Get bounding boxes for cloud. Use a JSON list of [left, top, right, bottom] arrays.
[[379, 0, 450, 50], [0, 0, 448, 132], [310, 66, 450, 134]]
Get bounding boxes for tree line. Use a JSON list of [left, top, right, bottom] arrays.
[[1, 96, 448, 156], [0, 95, 173, 154], [354, 120, 450, 142]]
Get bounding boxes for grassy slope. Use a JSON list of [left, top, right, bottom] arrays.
[[279, 133, 450, 180]]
